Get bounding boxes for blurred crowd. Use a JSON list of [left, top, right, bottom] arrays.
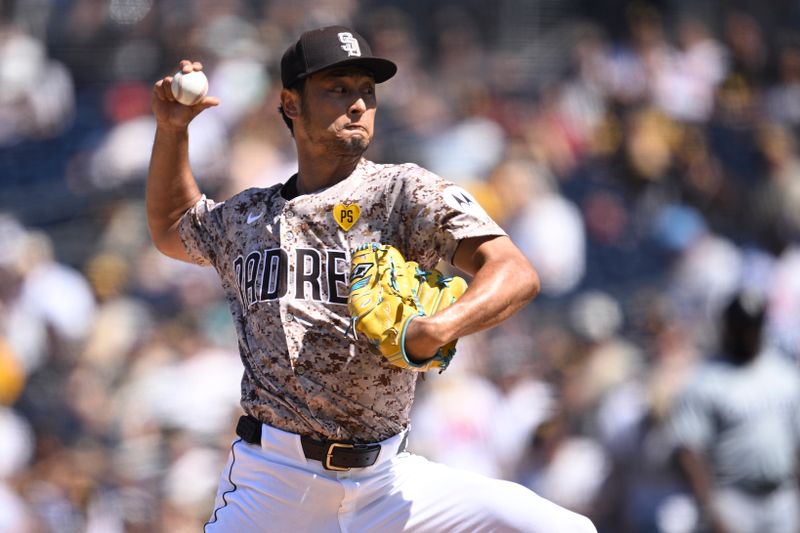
[[2, 0, 800, 531]]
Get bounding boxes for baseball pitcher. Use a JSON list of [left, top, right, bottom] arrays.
[[146, 25, 597, 533]]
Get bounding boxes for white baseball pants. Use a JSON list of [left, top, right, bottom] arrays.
[[204, 422, 596, 533]]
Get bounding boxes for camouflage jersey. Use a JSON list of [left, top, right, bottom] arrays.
[[179, 158, 505, 442]]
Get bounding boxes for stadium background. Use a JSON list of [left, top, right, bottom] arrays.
[[1, 0, 800, 531]]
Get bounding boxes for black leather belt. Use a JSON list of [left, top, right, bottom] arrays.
[[236, 415, 407, 471], [736, 478, 788, 496]]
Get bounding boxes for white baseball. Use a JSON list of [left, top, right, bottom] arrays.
[[171, 70, 209, 106]]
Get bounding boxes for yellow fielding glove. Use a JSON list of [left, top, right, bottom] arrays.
[[347, 243, 467, 372]]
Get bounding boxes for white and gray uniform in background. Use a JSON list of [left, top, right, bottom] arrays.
[[669, 349, 800, 533], [180, 159, 597, 532]]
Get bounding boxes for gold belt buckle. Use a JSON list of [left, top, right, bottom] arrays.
[[325, 442, 354, 471]]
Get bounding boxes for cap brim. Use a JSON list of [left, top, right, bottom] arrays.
[[299, 57, 398, 84]]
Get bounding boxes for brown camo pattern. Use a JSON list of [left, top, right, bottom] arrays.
[[179, 159, 505, 442]]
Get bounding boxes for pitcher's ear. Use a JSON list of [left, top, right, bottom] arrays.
[[281, 89, 300, 118]]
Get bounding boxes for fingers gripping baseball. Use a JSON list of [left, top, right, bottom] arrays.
[[347, 243, 467, 372], [152, 59, 219, 130]]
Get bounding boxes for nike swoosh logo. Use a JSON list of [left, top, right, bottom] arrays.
[[246, 212, 263, 224]]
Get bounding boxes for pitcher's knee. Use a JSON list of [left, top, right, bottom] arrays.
[[508, 482, 597, 533], [571, 514, 598, 533], [483, 480, 597, 533]]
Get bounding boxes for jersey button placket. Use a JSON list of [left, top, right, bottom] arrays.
[[279, 204, 295, 343], [281, 201, 294, 243]]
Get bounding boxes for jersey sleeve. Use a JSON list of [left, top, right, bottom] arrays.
[[178, 195, 226, 267], [668, 379, 713, 451], [391, 165, 506, 268]]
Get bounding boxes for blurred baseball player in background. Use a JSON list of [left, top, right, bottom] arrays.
[[670, 292, 800, 533], [146, 25, 597, 532]]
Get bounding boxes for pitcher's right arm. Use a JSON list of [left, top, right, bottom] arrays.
[[146, 59, 219, 263]]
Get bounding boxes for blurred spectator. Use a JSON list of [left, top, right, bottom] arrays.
[[0, 24, 75, 145], [765, 39, 800, 129], [17, 230, 96, 346], [723, 12, 768, 86], [651, 17, 727, 123], [753, 123, 800, 247], [764, 244, 800, 360], [0, 407, 35, 532], [567, 291, 642, 415], [0, 216, 53, 383], [410, 363, 507, 478], [515, 410, 609, 518], [501, 160, 586, 296], [670, 292, 800, 533], [593, 297, 700, 533]]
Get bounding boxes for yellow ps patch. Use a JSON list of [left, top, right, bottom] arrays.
[[333, 203, 360, 231]]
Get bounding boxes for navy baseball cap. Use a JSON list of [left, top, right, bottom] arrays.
[[281, 26, 397, 88]]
